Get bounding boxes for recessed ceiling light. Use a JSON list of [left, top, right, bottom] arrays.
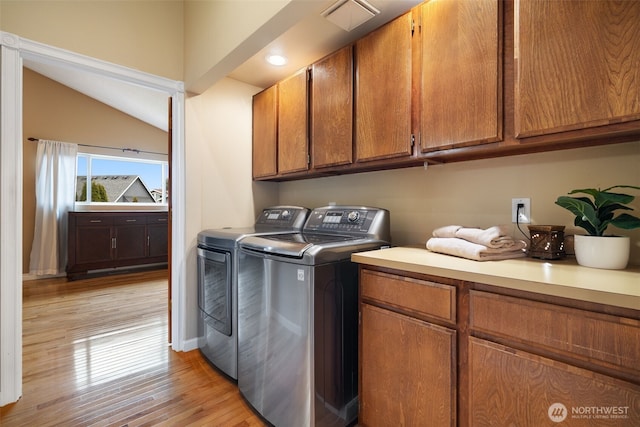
[[266, 54, 288, 66]]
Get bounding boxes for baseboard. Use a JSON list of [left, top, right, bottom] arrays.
[[22, 272, 66, 281], [181, 337, 200, 352]]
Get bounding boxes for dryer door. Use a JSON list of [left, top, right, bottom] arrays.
[[197, 247, 232, 336]]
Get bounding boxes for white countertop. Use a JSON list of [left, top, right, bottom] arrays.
[[352, 246, 640, 311]]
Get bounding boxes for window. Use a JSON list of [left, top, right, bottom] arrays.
[[76, 153, 168, 205]]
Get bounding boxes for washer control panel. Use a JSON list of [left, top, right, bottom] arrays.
[[304, 206, 388, 236]]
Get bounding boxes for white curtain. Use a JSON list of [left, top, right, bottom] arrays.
[[29, 140, 78, 276]]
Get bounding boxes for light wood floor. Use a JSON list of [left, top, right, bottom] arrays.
[[0, 270, 266, 427]]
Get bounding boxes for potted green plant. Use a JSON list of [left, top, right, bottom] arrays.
[[555, 185, 640, 269]]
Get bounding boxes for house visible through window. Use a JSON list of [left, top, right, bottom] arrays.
[[76, 153, 168, 205]]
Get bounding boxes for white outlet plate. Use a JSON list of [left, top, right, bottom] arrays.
[[512, 198, 531, 223]]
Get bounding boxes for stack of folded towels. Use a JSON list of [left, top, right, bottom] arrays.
[[426, 225, 527, 261]]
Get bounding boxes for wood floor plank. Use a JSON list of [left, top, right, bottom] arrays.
[[0, 270, 266, 427]]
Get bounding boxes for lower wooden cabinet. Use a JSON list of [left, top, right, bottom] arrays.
[[469, 337, 640, 426], [67, 211, 168, 279], [360, 304, 456, 427], [359, 269, 456, 427], [357, 266, 640, 427]]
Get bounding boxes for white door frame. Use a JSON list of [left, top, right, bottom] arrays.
[[0, 32, 187, 405]]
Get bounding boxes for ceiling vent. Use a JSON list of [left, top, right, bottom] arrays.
[[322, 0, 381, 32]]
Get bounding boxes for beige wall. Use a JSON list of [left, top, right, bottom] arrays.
[[23, 69, 168, 274], [279, 141, 640, 265], [184, 0, 290, 91], [1, 1, 183, 81], [185, 77, 278, 339]]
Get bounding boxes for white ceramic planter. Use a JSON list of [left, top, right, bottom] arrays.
[[574, 235, 630, 270]]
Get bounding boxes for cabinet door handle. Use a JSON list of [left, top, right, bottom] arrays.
[[147, 235, 150, 247], [90, 220, 102, 223], [111, 237, 117, 249], [126, 219, 137, 222]]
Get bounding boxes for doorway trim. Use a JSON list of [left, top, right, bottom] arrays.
[[0, 32, 187, 405]]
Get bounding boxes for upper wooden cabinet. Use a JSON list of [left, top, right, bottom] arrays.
[[252, 0, 640, 181], [252, 85, 277, 179], [514, 0, 640, 138], [311, 46, 353, 169], [355, 11, 413, 163], [419, 0, 502, 152], [278, 68, 309, 174]]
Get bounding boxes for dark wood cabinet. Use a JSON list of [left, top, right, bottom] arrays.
[[355, 11, 413, 163], [74, 216, 113, 265], [419, 0, 502, 152], [252, 85, 278, 178], [112, 216, 147, 260], [67, 211, 168, 279], [311, 46, 353, 169], [147, 214, 169, 258], [514, 0, 640, 138]]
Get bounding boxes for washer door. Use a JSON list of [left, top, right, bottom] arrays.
[[197, 247, 232, 336]]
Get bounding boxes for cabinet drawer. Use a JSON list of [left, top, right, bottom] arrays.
[[146, 213, 168, 224], [361, 269, 455, 323], [113, 215, 146, 225], [470, 290, 640, 376], [73, 215, 113, 226]]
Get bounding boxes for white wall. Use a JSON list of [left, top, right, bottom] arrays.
[[279, 141, 640, 265], [184, 77, 278, 339]]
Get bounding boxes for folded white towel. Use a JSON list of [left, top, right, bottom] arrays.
[[426, 237, 527, 261], [432, 225, 462, 238], [454, 225, 514, 249]]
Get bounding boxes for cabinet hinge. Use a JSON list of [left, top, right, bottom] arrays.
[[307, 153, 311, 166], [411, 134, 416, 147], [411, 19, 415, 36]]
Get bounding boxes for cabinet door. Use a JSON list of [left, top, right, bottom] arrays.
[[360, 303, 455, 427], [113, 224, 146, 260], [515, 0, 640, 138], [420, 0, 501, 152], [278, 69, 309, 174], [355, 12, 413, 162], [252, 85, 278, 178], [469, 337, 640, 426], [75, 225, 113, 264], [311, 46, 353, 169], [147, 223, 168, 258]]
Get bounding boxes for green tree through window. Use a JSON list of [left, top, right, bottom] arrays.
[[77, 182, 109, 202]]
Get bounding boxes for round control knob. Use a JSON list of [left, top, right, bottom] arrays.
[[347, 211, 360, 222], [281, 210, 291, 219]]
